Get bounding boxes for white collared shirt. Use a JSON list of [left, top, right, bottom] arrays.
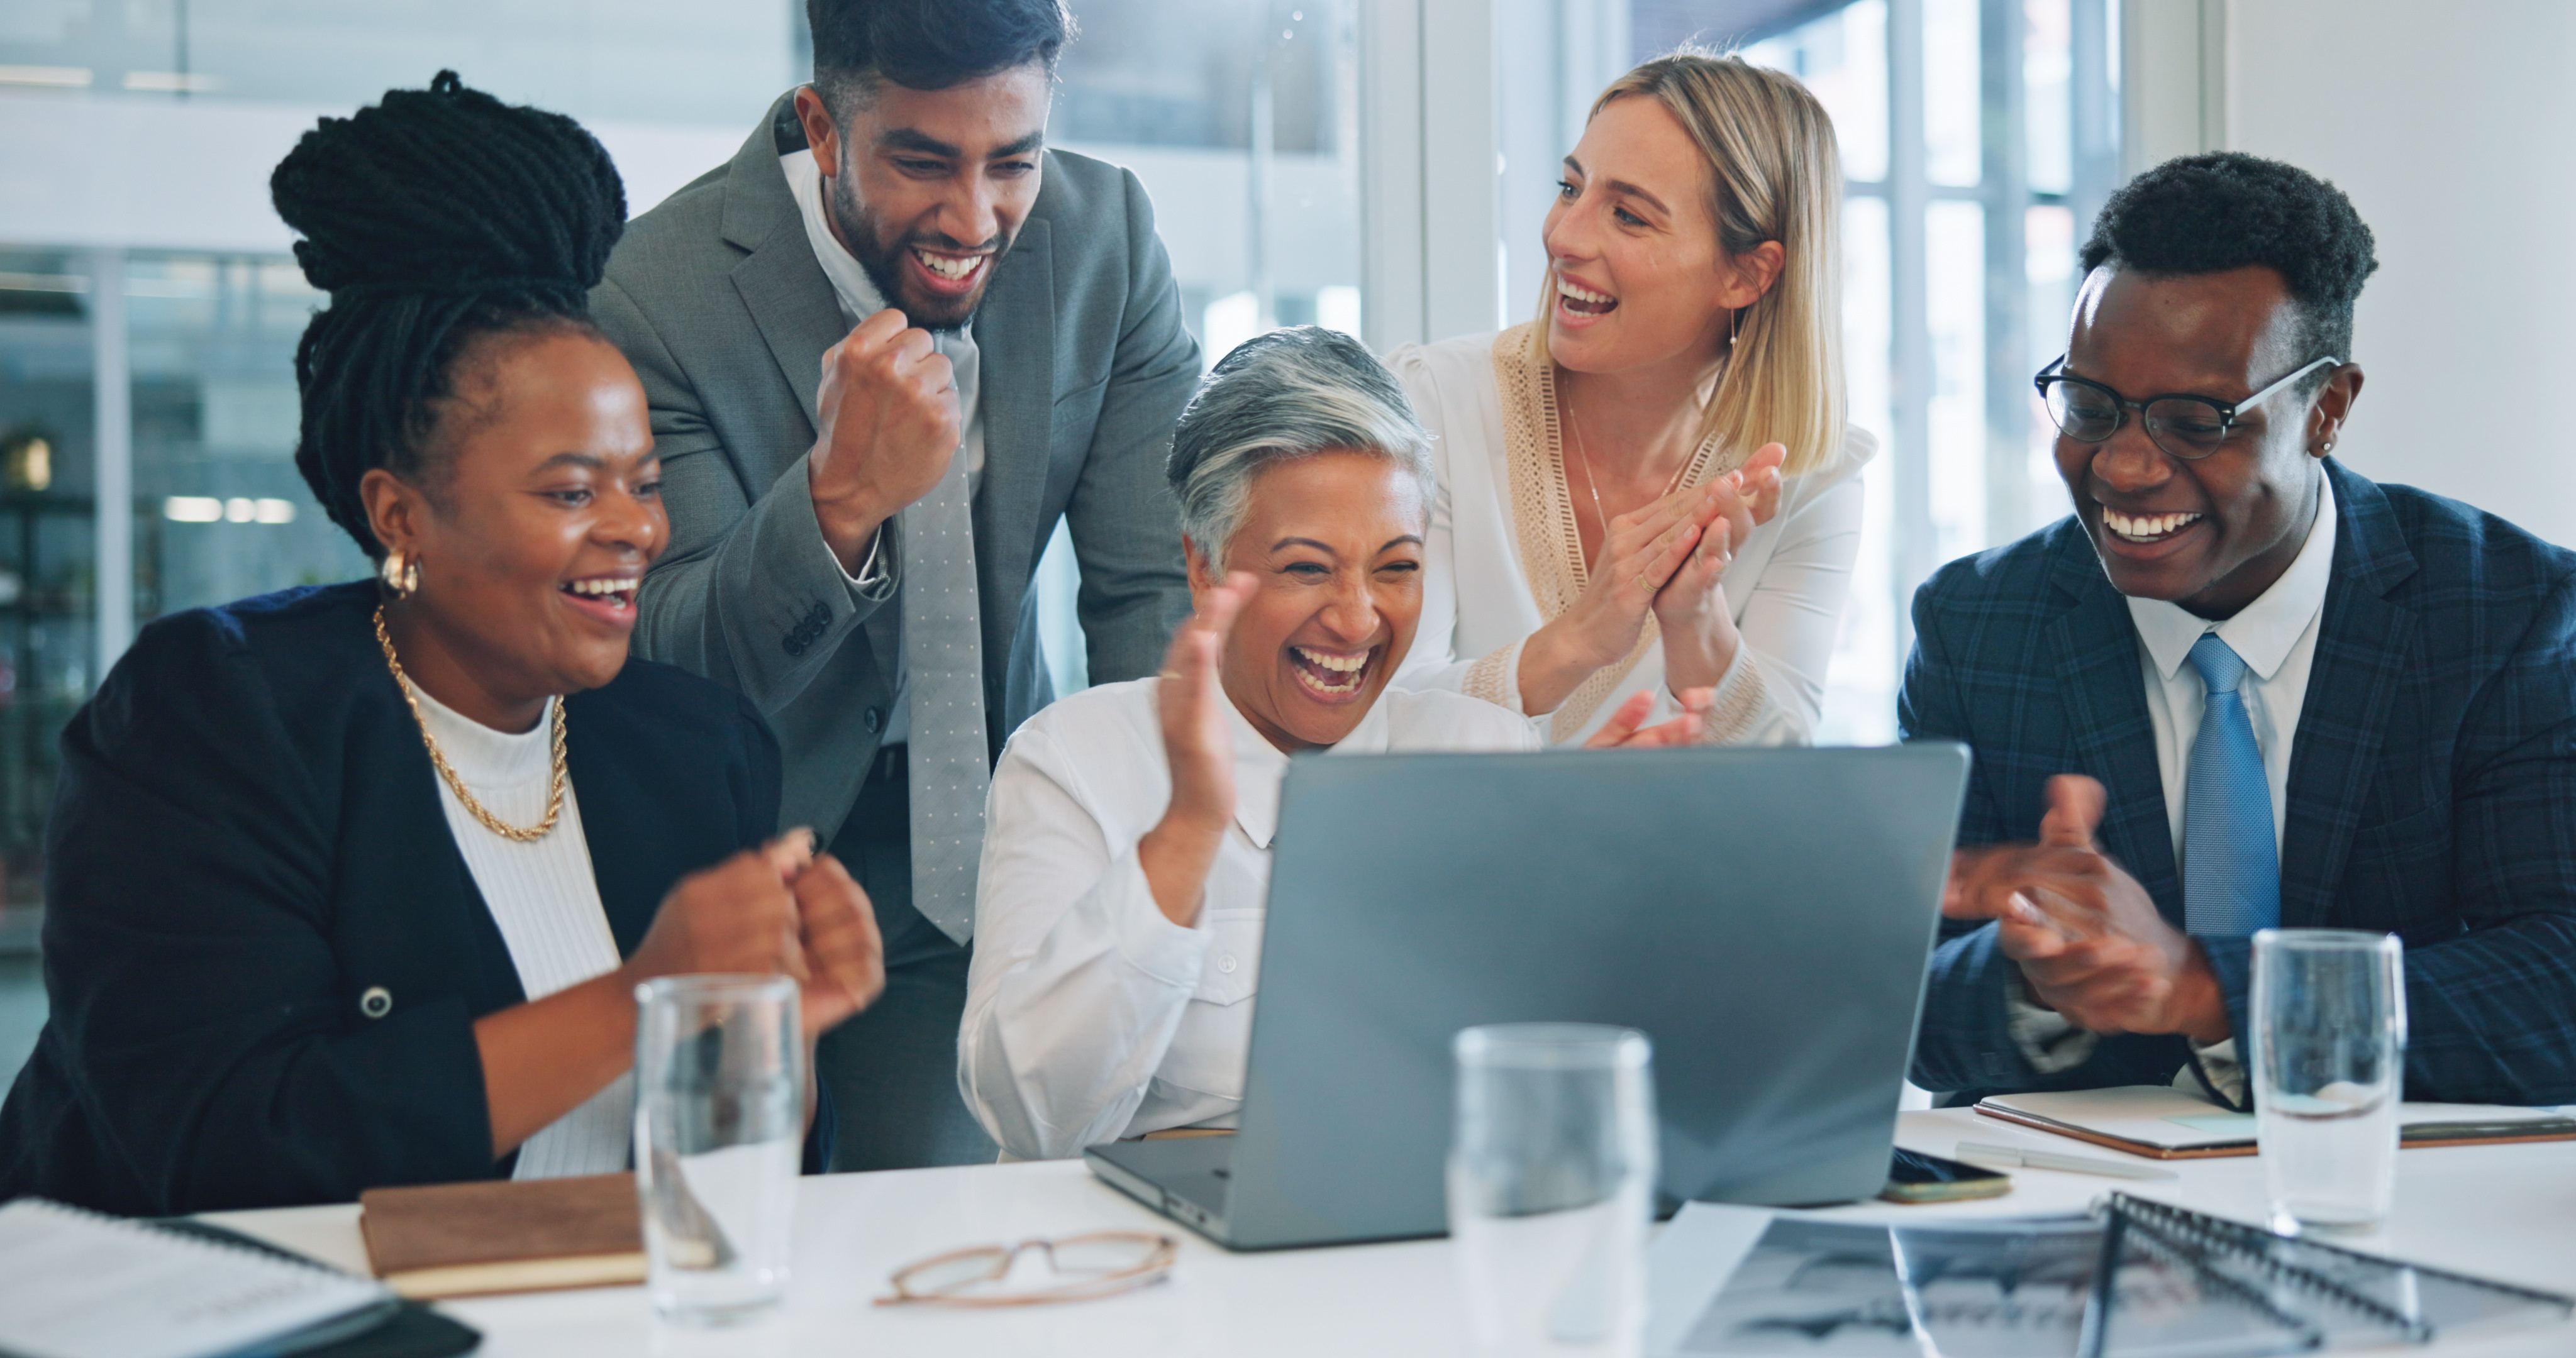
[[2126, 480, 2338, 864], [959, 678, 1539, 1160], [783, 146, 986, 748]]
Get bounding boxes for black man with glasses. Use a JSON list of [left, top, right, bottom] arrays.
[[1903, 152, 2576, 1108]]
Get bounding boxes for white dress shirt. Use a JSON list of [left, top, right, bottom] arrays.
[[2010, 482, 2337, 1083], [783, 146, 984, 748], [1384, 332, 1870, 746], [2129, 483, 2337, 864], [960, 678, 1540, 1160], [408, 683, 629, 1179]]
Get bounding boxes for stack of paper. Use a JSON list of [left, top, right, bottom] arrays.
[[0, 1198, 396, 1358]]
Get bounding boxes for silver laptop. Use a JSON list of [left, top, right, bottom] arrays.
[[1084, 742, 1970, 1250]]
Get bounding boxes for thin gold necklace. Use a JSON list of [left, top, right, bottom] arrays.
[[1563, 400, 1692, 566], [374, 604, 567, 842]]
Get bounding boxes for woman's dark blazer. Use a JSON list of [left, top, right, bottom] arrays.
[[0, 580, 784, 1215]]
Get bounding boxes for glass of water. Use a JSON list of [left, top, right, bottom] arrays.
[[2251, 929, 2406, 1235], [1448, 1024, 1657, 1358], [635, 974, 802, 1325]]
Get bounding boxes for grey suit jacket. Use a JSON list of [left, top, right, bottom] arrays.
[[594, 94, 1199, 841]]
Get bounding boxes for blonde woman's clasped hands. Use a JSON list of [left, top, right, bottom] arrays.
[[1517, 441, 1785, 716], [1653, 442, 1785, 697]]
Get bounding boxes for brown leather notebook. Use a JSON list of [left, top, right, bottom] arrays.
[[359, 1173, 645, 1300]]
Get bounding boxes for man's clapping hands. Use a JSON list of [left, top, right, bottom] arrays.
[[1942, 774, 2231, 1042]]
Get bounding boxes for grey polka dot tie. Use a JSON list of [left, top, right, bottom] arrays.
[[902, 401, 987, 946]]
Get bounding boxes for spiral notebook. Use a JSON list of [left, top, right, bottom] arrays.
[[1647, 1194, 2575, 1357], [0, 1197, 398, 1358]]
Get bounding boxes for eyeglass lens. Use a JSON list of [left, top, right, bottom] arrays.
[[2045, 380, 2232, 458], [902, 1249, 1016, 1295], [899, 1234, 1170, 1300]]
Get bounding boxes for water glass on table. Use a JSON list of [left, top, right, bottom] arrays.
[[2250, 929, 2407, 1235], [634, 974, 803, 1325], [1448, 1024, 1658, 1358]]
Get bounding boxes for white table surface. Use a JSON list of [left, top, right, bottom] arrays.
[[202, 1108, 2576, 1357]]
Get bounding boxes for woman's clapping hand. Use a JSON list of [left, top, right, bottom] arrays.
[[1582, 686, 1716, 749], [1139, 571, 1257, 927]]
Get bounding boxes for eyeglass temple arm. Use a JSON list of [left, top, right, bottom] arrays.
[[2228, 355, 2343, 418]]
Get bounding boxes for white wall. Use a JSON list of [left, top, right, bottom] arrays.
[[2222, 1, 2576, 548]]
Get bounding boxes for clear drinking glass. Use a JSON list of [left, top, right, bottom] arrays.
[[634, 974, 802, 1325], [2251, 929, 2407, 1235], [1448, 1024, 1657, 1358]]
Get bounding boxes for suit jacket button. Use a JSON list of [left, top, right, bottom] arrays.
[[863, 707, 882, 734], [360, 986, 392, 1019]]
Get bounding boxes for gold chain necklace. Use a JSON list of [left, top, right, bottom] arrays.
[[1564, 402, 1692, 566], [374, 604, 567, 842]]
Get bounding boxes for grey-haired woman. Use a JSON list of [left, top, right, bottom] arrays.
[[956, 328, 1706, 1161]]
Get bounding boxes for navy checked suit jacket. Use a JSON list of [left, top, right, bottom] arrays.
[[1901, 460, 2576, 1105]]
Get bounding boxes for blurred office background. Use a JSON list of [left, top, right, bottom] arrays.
[[0, 0, 2563, 1078]]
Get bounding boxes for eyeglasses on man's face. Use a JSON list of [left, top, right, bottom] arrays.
[[2033, 355, 2340, 461]]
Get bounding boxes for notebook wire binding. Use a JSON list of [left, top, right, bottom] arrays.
[[2087, 1192, 2576, 1354]]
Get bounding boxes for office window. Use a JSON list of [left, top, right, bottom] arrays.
[[0, 252, 370, 916], [1033, 0, 1365, 693], [1735, 0, 2121, 741], [0, 1, 797, 128], [129, 257, 369, 620], [0, 252, 99, 918], [1054, 0, 1362, 360]]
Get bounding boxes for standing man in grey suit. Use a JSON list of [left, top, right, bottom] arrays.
[[591, 0, 1199, 1169]]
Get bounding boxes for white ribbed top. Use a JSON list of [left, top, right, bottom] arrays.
[[407, 681, 630, 1179]]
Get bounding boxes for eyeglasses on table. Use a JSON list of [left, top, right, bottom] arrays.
[[877, 1230, 1179, 1308]]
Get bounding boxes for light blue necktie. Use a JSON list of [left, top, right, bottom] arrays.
[[2183, 634, 2280, 935]]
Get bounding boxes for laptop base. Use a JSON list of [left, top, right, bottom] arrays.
[[1085, 1135, 1237, 1245]]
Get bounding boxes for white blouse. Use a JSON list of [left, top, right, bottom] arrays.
[[408, 683, 630, 1180], [1386, 328, 1872, 746], [960, 678, 1538, 1161]]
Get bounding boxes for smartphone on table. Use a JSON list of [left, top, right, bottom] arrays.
[[1879, 1148, 2012, 1204]]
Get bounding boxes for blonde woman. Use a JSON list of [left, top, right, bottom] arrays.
[[1391, 52, 1868, 745]]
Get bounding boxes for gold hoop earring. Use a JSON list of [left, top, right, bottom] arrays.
[[378, 550, 419, 599]]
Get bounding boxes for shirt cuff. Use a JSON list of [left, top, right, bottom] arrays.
[[1692, 647, 1770, 746], [2006, 986, 2101, 1074], [2192, 932, 2256, 1047], [821, 514, 898, 604], [1099, 847, 1216, 990], [1464, 637, 1534, 715], [2175, 1038, 2250, 1109]]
